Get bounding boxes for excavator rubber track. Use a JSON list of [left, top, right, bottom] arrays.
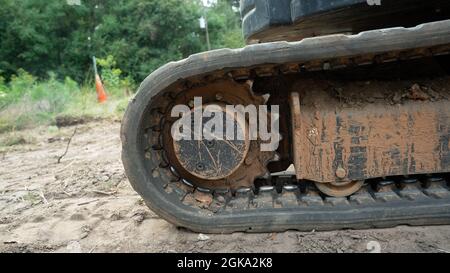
[[121, 20, 450, 233]]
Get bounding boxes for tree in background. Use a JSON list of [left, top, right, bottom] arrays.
[[206, 0, 244, 50], [0, 0, 244, 84], [0, 0, 86, 81]]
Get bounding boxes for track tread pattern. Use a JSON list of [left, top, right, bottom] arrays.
[[121, 20, 450, 233]]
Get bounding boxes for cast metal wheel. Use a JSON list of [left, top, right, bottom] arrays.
[[160, 79, 275, 191], [315, 181, 364, 197]]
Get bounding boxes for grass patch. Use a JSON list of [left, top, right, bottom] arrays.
[[0, 134, 27, 146], [0, 130, 36, 148], [0, 70, 133, 134]]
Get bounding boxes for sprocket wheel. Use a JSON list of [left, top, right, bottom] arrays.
[[161, 79, 275, 191]]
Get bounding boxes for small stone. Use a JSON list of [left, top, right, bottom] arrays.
[[392, 92, 403, 104], [427, 88, 441, 99], [80, 225, 91, 239], [131, 209, 147, 224], [194, 191, 213, 206], [66, 241, 82, 253], [216, 195, 226, 203], [132, 214, 144, 224], [408, 84, 430, 100], [366, 97, 375, 103], [197, 233, 210, 241], [110, 212, 122, 221]]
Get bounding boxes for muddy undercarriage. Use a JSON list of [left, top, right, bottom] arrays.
[[121, 20, 450, 233]]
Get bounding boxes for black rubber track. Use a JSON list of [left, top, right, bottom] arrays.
[[121, 20, 450, 233]]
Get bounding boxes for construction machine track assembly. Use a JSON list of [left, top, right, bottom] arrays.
[[121, 20, 450, 233]]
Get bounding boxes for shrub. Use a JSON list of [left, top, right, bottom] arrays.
[[0, 69, 132, 133]]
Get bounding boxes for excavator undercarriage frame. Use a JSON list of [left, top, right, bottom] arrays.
[[289, 75, 450, 183], [121, 20, 450, 233]]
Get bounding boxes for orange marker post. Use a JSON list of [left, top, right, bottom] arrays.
[[92, 56, 107, 103]]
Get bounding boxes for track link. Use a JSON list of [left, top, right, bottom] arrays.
[[121, 20, 450, 233]]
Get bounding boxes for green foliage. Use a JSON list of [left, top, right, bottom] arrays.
[[0, 0, 243, 83], [0, 133, 28, 147], [96, 55, 136, 97], [206, 0, 244, 49], [0, 71, 130, 133], [0, 0, 244, 133], [0, 77, 6, 103], [97, 55, 122, 89], [0, 70, 80, 132]]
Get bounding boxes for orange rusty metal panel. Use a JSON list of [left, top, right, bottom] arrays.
[[290, 81, 450, 183], [289, 92, 302, 180]]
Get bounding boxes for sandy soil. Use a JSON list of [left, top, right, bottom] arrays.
[[1, 120, 450, 253]]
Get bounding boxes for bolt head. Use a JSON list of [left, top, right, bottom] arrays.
[[196, 163, 205, 171], [335, 167, 347, 179]]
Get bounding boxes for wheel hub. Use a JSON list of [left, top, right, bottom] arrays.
[[173, 104, 250, 180], [161, 79, 274, 191]]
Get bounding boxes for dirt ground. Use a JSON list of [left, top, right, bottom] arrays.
[[1, 120, 450, 253]]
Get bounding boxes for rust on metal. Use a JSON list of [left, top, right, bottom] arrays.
[[289, 76, 450, 183], [315, 180, 364, 197], [172, 103, 250, 181], [162, 79, 274, 190], [289, 92, 303, 180]]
